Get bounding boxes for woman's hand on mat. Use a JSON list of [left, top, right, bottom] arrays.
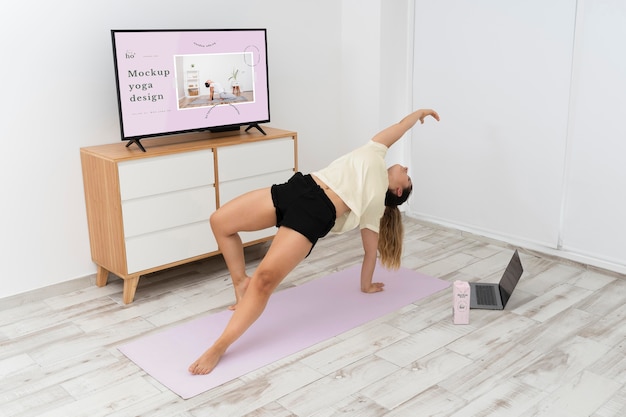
[[362, 282, 385, 293]]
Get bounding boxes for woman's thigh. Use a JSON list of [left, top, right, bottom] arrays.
[[252, 225, 313, 290], [212, 187, 276, 234]]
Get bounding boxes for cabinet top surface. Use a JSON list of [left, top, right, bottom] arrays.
[[80, 126, 297, 161]]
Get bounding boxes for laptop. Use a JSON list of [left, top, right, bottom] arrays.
[[470, 250, 524, 310]]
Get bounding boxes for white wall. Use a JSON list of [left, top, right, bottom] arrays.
[[379, 0, 416, 168], [409, 0, 626, 273], [337, 0, 383, 166], [338, 0, 415, 176], [560, 0, 626, 267], [0, 0, 345, 298]]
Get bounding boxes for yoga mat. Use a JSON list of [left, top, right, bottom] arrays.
[[118, 264, 449, 399]]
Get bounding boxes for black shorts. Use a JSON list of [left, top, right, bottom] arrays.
[[271, 172, 336, 250]]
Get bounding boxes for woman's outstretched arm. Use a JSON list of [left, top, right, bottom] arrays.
[[372, 109, 439, 148]]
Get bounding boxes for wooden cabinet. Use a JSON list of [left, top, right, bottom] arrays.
[[80, 127, 297, 303]]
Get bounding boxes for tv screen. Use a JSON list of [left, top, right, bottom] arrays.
[[111, 29, 270, 150]]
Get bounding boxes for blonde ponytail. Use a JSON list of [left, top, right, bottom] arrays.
[[378, 205, 404, 270]]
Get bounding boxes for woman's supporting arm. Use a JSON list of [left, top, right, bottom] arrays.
[[360, 228, 384, 293]]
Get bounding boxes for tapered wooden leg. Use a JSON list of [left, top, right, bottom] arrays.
[[122, 276, 141, 304], [96, 266, 109, 287]]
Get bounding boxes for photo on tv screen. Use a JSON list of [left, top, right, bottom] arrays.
[[111, 29, 270, 148]]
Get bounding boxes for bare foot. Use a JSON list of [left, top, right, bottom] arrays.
[[228, 276, 252, 310], [188, 345, 225, 375]]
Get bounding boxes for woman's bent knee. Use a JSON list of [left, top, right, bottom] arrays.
[[209, 210, 222, 231], [210, 209, 233, 235], [251, 269, 282, 295]]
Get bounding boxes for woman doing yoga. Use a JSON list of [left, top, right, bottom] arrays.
[[188, 108, 440, 375]]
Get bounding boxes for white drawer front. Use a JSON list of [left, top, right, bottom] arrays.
[[122, 186, 216, 238], [218, 170, 294, 206], [125, 221, 216, 274], [240, 228, 276, 244], [119, 149, 214, 200], [217, 138, 294, 182]]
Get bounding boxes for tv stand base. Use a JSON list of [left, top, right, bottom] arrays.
[[246, 123, 266, 135], [125, 138, 147, 152]]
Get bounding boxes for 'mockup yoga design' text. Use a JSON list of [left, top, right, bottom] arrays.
[[127, 68, 170, 103]]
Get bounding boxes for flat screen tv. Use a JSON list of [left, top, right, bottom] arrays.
[[111, 29, 270, 151]]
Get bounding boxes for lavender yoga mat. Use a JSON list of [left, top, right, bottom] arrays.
[[118, 264, 449, 399]]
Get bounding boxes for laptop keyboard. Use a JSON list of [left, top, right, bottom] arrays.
[[475, 285, 497, 306]]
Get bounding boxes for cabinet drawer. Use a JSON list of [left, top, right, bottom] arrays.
[[218, 169, 294, 206], [125, 221, 217, 274], [217, 138, 294, 182], [119, 149, 214, 200], [122, 186, 216, 238]]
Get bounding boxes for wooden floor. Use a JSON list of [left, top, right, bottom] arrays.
[[1, 217, 625, 416]]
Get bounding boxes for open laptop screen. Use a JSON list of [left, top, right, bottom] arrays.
[[499, 250, 523, 306]]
